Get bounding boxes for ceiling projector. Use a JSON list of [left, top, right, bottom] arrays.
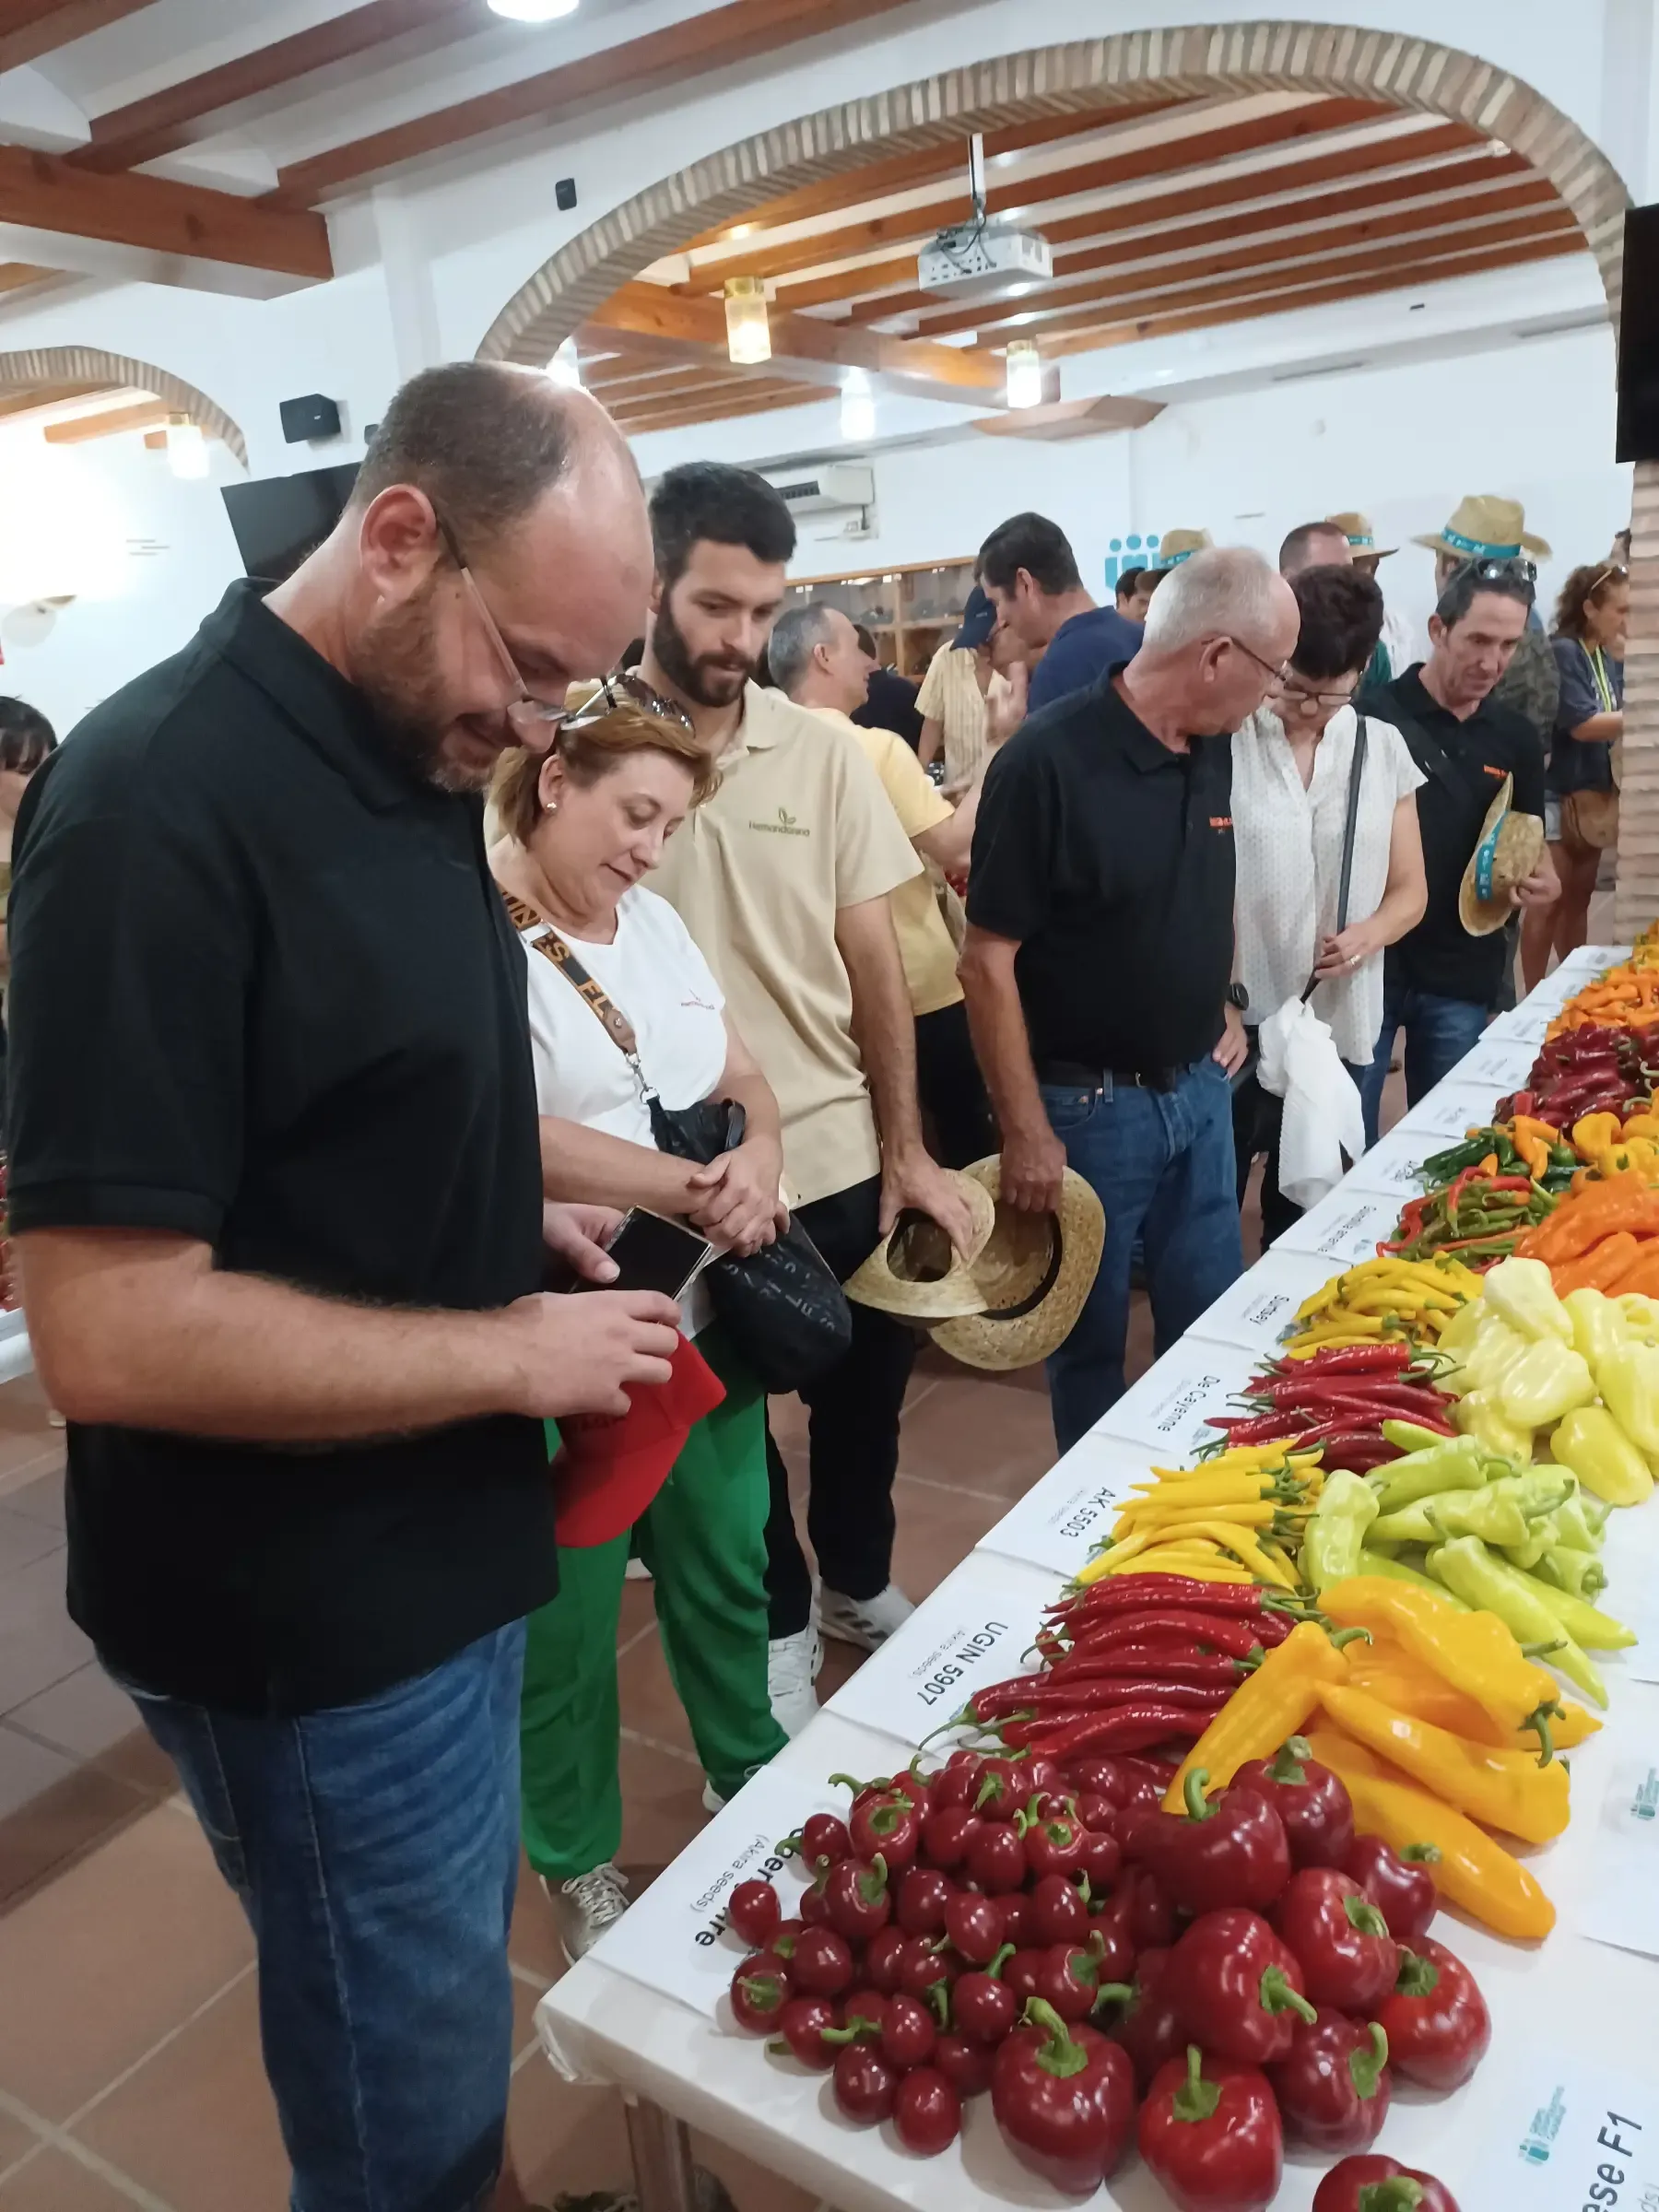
[[917, 220, 1053, 302]]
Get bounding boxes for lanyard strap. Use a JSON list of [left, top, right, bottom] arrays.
[[501, 890, 653, 1095], [1583, 641, 1616, 715]]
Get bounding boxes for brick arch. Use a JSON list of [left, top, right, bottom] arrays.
[[477, 20, 1628, 367], [0, 345, 247, 466]]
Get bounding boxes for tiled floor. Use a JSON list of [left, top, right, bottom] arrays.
[[0, 910, 1597, 2208]]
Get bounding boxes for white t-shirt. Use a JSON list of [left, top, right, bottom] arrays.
[[519, 885, 727, 1139], [1233, 705, 1425, 1067]]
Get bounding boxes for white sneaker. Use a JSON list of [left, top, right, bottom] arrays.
[[818, 1584, 913, 1652], [542, 1863, 629, 1965], [702, 1780, 725, 1814], [624, 1559, 652, 1583], [768, 1626, 822, 1737]]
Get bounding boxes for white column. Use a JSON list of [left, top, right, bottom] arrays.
[[372, 184, 443, 382]]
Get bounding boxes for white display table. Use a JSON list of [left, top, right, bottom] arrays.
[[539, 944, 1659, 2211]]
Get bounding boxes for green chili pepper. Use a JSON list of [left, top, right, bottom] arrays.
[[1426, 1536, 1607, 1708]]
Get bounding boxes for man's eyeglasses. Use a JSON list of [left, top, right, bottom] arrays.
[[430, 509, 692, 738], [1225, 634, 1293, 686]]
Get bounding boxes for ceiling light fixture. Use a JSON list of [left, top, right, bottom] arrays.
[[165, 414, 209, 479], [724, 276, 771, 366], [488, 0, 580, 20], [1006, 339, 1044, 410], [547, 336, 583, 389], [840, 370, 875, 443]]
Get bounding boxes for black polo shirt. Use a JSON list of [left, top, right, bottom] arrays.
[[6, 582, 553, 1716], [967, 667, 1234, 1071], [1363, 664, 1547, 1006]]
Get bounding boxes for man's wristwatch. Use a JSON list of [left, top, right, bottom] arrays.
[[1226, 982, 1250, 1012]]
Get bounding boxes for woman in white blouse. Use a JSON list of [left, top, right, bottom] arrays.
[[488, 684, 790, 1966], [1232, 565, 1429, 1241]]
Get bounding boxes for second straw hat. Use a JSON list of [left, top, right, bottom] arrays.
[[843, 1174, 997, 1320], [928, 1156, 1105, 1372]]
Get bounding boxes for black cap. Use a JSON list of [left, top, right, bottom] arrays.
[[951, 584, 996, 651]]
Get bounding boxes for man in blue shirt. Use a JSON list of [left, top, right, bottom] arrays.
[[977, 512, 1143, 717]]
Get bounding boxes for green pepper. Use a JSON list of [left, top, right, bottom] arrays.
[[1506, 1572, 1634, 1653], [1536, 1545, 1608, 1603], [1420, 1488, 1532, 1547], [1547, 1492, 1607, 1555], [1427, 1536, 1607, 1708], [1501, 1529, 1551, 1571], [1369, 1435, 1486, 1512], [1497, 1338, 1597, 1429], [1300, 1470, 1380, 1594]]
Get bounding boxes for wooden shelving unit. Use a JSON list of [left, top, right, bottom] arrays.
[[780, 556, 976, 680]]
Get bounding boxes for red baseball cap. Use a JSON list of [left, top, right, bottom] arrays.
[[553, 1334, 725, 1547]]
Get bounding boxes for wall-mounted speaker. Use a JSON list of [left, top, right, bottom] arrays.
[[555, 177, 577, 211], [279, 393, 343, 444], [1616, 205, 1659, 464]]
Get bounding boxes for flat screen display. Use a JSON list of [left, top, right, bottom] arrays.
[[220, 462, 360, 583], [1616, 204, 1659, 464]]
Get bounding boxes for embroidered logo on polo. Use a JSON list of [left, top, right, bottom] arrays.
[[1209, 816, 1234, 830], [748, 806, 811, 837], [1483, 764, 1507, 779]]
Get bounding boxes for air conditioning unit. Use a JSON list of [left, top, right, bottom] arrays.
[[763, 462, 874, 515], [918, 222, 1053, 303]]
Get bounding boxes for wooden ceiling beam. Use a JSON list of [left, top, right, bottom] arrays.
[[265, 0, 912, 208], [677, 97, 1399, 294], [1040, 229, 1585, 359], [75, 0, 480, 174], [912, 191, 1572, 343], [585, 281, 1007, 406], [0, 0, 152, 73], [775, 122, 1493, 312], [1008, 208, 1582, 347], [618, 384, 839, 438], [42, 397, 173, 443], [0, 142, 331, 286], [0, 377, 107, 420], [681, 94, 1200, 250]]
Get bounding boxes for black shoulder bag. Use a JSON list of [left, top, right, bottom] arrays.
[[507, 899, 853, 1393]]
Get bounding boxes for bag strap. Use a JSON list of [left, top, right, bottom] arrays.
[[1301, 714, 1368, 1003], [501, 890, 653, 1090]]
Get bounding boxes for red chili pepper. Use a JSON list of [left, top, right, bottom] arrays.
[[1051, 1576, 1283, 1618], [1212, 1409, 1307, 1444], [1277, 1344, 1414, 1376], [1127, 1771, 1291, 1914], [1272, 1868, 1398, 2012], [1343, 1837, 1440, 1946], [1024, 1700, 1223, 1760], [1266, 2011, 1391, 2155], [1138, 2045, 1284, 2212], [1167, 1908, 1315, 2065], [1233, 1737, 1356, 1870], [1322, 1438, 1410, 1473], [1068, 1611, 1271, 1664], [990, 1998, 1138, 2195], [1314, 2154, 1462, 2212], [1375, 1938, 1490, 2090]]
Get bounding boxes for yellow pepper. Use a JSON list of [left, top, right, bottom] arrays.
[[1483, 1257, 1574, 1343], [1451, 1387, 1534, 1461], [1496, 1337, 1596, 1428], [1594, 1339, 1659, 1457], [1548, 1403, 1655, 1507], [1573, 1112, 1624, 1161], [1315, 1683, 1570, 1843], [1316, 1576, 1558, 1731], [1302, 1727, 1555, 1942], [1162, 1622, 1348, 1809], [1621, 1113, 1659, 1141], [1563, 1286, 1629, 1369]]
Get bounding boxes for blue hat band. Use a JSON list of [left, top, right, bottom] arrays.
[[1474, 810, 1506, 902], [1443, 525, 1522, 558]]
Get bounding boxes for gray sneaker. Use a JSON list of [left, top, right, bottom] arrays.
[[818, 1583, 914, 1652], [542, 1863, 629, 1964]]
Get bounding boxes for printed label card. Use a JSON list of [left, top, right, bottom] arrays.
[[1090, 1334, 1263, 1461], [1275, 1185, 1404, 1268], [1183, 1247, 1335, 1356], [1578, 1752, 1659, 1960], [976, 1432, 1150, 1580], [1449, 2048, 1659, 2212]]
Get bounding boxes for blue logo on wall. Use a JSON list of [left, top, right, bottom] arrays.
[[1104, 535, 1161, 588]]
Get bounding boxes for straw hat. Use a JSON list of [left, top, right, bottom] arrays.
[[1326, 511, 1397, 559], [844, 1176, 997, 1319], [1154, 527, 1213, 570], [927, 1157, 1105, 1372], [1414, 495, 1552, 562], [1459, 773, 1545, 936]]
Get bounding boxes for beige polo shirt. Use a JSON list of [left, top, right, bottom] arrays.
[[807, 708, 963, 1021], [650, 684, 923, 1206], [916, 641, 1010, 790]]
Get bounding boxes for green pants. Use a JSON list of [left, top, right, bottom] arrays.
[[519, 1324, 787, 1881]]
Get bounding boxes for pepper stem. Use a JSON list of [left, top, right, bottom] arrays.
[[1021, 1997, 1090, 2081], [1358, 2184, 1426, 2212], [827, 1771, 874, 1797], [1170, 2043, 1221, 2124], [1348, 2021, 1389, 2100], [1260, 1965, 1318, 2025], [1267, 1735, 1312, 1784], [984, 1944, 1016, 1982], [1182, 1769, 1216, 1822], [1400, 1842, 1441, 1865], [1392, 1947, 1441, 1998], [857, 1853, 889, 1906], [1344, 1893, 1393, 1940], [1329, 1626, 1373, 1650], [821, 2020, 878, 2046], [1524, 1699, 1561, 1769]]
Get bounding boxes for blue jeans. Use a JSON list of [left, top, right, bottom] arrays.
[[124, 1624, 525, 2212], [1041, 1056, 1244, 1453], [1360, 975, 1489, 1146]]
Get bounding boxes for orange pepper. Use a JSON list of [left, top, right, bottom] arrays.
[[1551, 1230, 1642, 1295]]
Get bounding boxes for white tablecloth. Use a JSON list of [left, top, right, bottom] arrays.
[[539, 944, 1659, 2210]]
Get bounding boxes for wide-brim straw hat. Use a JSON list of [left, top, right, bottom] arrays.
[[844, 1175, 997, 1319], [1459, 773, 1545, 936], [928, 1157, 1105, 1372], [1414, 495, 1552, 562], [1154, 527, 1213, 570], [1327, 511, 1397, 559]]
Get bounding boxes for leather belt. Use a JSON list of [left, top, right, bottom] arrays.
[[1036, 1059, 1182, 1094]]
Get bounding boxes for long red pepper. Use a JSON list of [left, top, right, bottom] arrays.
[[1059, 1611, 1268, 1662], [1023, 1703, 1220, 1759], [972, 1667, 1245, 1724], [1266, 1344, 1413, 1376], [1051, 1576, 1286, 1618]]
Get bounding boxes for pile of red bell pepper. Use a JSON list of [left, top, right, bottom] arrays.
[[1211, 1344, 1455, 1474], [1497, 1021, 1659, 1130], [728, 1733, 1480, 2207]]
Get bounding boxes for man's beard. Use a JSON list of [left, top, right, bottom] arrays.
[[651, 585, 758, 709], [355, 585, 502, 794]]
